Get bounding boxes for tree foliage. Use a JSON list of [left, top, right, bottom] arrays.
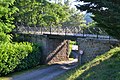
[[0, 42, 32, 76], [62, 12, 86, 29], [0, 1, 43, 76], [14, 0, 70, 27], [0, 0, 18, 42], [76, 0, 120, 39]]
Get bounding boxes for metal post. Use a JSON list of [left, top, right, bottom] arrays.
[[97, 33, 98, 39], [28, 26, 30, 33], [16, 25, 19, 33], [41, 27, 42, 34], [83, 29, 84, 37], [50, 26, 52, 34], [96, 28, 99, 39], [57, 26, 59, 34], [65, 27, 67, 35], [74, 27, 75, 34], [109, 36, 110, 40]]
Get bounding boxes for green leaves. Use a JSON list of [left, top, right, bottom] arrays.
[[16, 43, 42, 70], [0, 0, 43, 76], [62, 12, 87, 29], [0, 32, 12, 42], [14, 0, 70, 27], [0, 0, 18, 42], [0, 42, 31, 76], [0, 42, 42, 76], [76, 0, 120, 39]]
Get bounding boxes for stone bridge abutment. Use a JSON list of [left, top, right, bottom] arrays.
[[77, 38, 119, 64], [14, 34, 69, 64], [14, 33, 119, 64]]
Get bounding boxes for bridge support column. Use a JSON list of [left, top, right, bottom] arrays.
[[45, 39, 69, 64]]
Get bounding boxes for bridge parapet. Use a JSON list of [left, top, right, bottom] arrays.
[[14, 26, 111, 39]]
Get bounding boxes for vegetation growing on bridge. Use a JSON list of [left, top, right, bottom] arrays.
[[55, 47, 120, 80]]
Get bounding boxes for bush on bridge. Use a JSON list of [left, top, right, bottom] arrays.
[[0, 42, 42, 76]]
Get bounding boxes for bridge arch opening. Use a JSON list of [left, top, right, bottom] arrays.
[[68, 40, 79, 61]]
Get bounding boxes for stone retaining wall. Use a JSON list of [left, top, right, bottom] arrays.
[[77, 38, 119, 64]]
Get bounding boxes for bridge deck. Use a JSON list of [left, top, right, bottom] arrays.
[[14, 26, 118, 41]]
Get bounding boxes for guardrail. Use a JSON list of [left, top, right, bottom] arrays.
[[14, 26, 112, 39]]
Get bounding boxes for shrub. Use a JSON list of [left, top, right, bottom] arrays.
[[0, 32, 12, 42], [0, 42, 42, 76], [15, 43, 42, 71]]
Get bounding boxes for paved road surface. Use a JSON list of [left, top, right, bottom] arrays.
[[11, 59, 78, 80]]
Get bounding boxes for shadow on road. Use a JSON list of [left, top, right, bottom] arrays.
[[12, 58, 78, 80]]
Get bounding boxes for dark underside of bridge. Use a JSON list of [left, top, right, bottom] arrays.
[[13, 33, 85, 41], [44, 34, 85, 40]]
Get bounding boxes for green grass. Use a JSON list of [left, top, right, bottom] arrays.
[[0, 77, 12, 80], [55, 47, 120, 80]]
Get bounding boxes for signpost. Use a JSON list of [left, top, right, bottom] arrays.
[[78, 50, 83, 65]]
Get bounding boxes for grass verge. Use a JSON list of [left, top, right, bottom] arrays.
[[55, 47, 120, 80]]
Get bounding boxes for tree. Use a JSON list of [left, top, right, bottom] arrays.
[[40, 2, 70, 27], [76, 0, 120, 39], [62, 12, 86, 29], [14, 0, 40, 26], [14, 0, 70, 27], [61, 6, 87, 30], [0, 0, 18, 42]]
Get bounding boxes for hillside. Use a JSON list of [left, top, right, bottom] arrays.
[[84, 13, 93, 24], [55, 47, 120, 80]]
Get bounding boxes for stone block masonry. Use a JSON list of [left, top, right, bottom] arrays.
[[77, 38, 119, 64], [15, 33, 120, 64], [14, 33, 69, 64], [46, 40, 69, 64]]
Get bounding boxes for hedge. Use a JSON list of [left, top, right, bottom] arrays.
[[0, 42, 42, 76], [15, 43, 42, 71]]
